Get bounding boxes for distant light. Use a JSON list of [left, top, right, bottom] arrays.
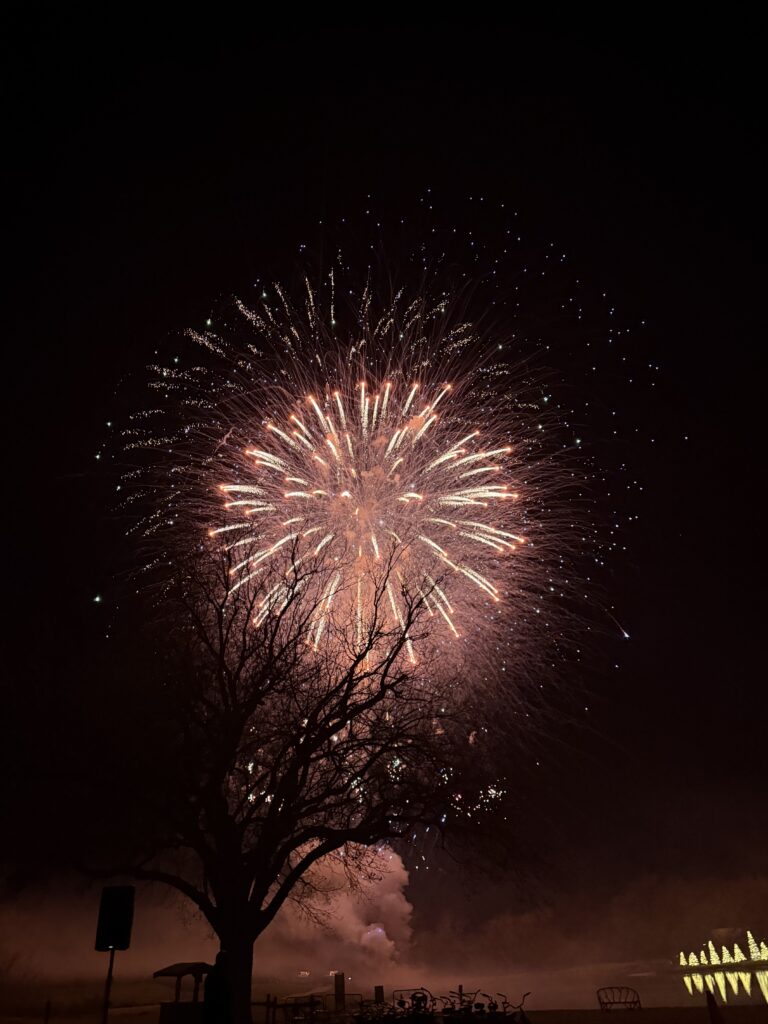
[[94, 595, 102, 604]]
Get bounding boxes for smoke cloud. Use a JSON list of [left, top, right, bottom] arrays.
[[1, 858, 766, 1010]]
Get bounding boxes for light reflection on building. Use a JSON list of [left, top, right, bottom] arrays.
[[678, 931, 768, 1004]]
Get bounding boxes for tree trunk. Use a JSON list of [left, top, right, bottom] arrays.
[[221, 930, 254, 1024]]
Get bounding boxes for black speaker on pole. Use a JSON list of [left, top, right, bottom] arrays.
[[95, 885, 135, 951]]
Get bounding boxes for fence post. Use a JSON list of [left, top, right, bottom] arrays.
[[334, 972, 346, 1014]]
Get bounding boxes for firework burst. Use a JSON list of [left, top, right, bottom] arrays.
[[125, 271, 582, 688], [214, 375, 524, 659]]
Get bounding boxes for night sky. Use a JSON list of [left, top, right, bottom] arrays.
[[6, 12, 766, 971]]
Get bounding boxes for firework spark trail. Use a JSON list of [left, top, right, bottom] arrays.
[[126, 277, 584, 690], [215, 377, 524, 655]]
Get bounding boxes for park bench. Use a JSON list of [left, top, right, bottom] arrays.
[[596, 986, 642, 1011]]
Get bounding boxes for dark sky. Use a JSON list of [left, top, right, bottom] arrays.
[[6, 11, 766, 951]]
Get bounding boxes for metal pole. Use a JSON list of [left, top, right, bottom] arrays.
[[101, 948, 116, 1024]]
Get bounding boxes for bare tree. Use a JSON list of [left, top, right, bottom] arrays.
[[111, 539, 483, 1024]]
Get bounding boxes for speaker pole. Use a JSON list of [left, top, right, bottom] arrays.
[[101, 947, 116, 1024]]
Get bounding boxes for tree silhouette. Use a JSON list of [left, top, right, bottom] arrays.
[[106, 538, 486, 1024]]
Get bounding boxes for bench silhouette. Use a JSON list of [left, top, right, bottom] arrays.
[[597, 986, 642, 1011]]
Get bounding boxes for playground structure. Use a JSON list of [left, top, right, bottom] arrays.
[[254, 982, 533, 1024], [151, 967, 535, 1024]]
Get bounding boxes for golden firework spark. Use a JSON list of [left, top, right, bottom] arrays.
[[214, 377, 525, 656]]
